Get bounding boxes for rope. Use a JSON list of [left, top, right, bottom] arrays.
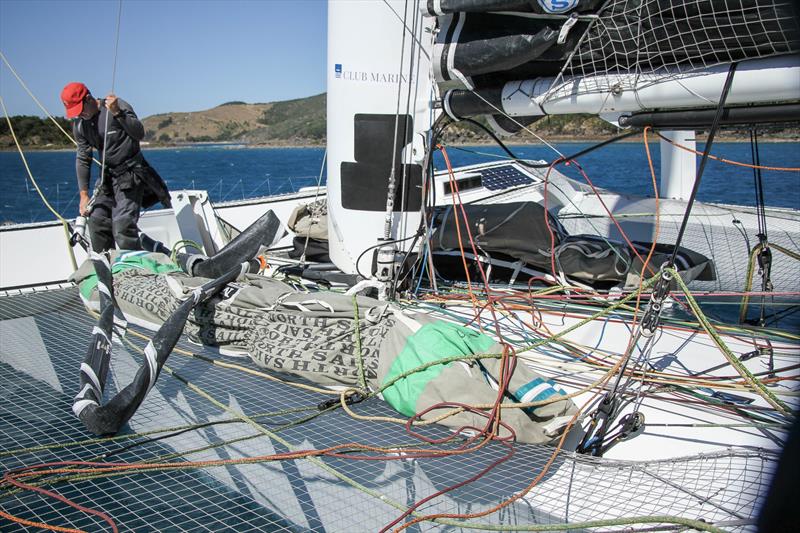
[[5, 242, 793, 532], [43, 282, 646, 532], [3, 275, 789, 530], [670, 268, 792, 415], [0, 94, 78, 270], [438, 145, 481, 315], [382, 0, 410, 241], [351, 295, 368, 392], [0, 509, 86, 533], [403, 514, 728, 533], [0, 50, 89, 155], [667, 62, 738, 267], [656, 130, 800, 172], [738, 242, 800, 323], [169, 239, 204, 261], [98, 0, 125, 193]]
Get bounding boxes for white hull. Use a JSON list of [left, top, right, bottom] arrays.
[[4, 161, 796, 296]]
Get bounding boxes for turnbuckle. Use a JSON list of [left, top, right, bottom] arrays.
[[640, 266, 673, 338], [318, 391, 367, 411]]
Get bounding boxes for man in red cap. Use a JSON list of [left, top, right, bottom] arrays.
[[61, 82, 171, 252]]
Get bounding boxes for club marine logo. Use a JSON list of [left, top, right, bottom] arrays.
[[334, 63, 411, 84]]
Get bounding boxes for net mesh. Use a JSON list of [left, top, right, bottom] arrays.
[[0, 289, 779, 531], [543, 0, 800, 102], [476, 168, 800, 297]]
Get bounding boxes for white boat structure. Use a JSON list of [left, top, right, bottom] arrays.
[[1, 1, 798, 532]]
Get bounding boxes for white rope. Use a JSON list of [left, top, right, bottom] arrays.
[[99, 0, 125, 185]]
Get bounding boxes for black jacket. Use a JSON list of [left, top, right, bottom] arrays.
[[73, 98, 171, 208]]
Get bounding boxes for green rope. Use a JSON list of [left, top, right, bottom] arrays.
[[427, 514, 728, 532], [0, 422, 232, 458], [45, 364, 722, 533], [3, 269, 787, 531], [352, 294, 367, 391], [670, 268, 792, 416], [170, 239, 204, 262], [149, 366, 417, 519], [738, 241, 800, 323]]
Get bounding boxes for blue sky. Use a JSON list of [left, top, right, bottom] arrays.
[[0, 0, 328, 118]]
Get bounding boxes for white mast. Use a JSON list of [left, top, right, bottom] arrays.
[[659, 131, 696, 202], [326, 0, 437, 277]]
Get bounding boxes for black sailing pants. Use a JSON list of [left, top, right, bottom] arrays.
[[87, 171, 144, 252]]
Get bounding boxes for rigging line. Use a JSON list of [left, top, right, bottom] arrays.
[[456, 117, 636, 168], [654, 130, 800, 172], [0, 50, 75, 144], [0, 509, 86, 533], [392, 8, 436, 296], [0, 51, 103, 167], [749, 128, 773, 329], [0, 97, 66, 224], [436, 137, 641, 268], [397, 345, 637, 531], [0, 95, 78, 270], [383, 0, 410, 240], [668, 62, 738, 267], [434, 123, 640, 279], [750, 130, 766, 239], [99, 0, 124, 189], [454, 89, 566, 159], [379, 0, 431, 61], [671, 271, 791, 416], [396, 1, 420, 241]]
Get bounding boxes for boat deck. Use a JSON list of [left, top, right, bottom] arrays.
[[0, 288, 776, 531]]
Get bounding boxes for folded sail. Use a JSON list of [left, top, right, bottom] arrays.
[[427, 0, 800, 120]]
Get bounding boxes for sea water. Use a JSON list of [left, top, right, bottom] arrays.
[[0, 142, 798, 224]]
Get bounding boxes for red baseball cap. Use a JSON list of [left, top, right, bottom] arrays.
[[61, 82, 90, 118]]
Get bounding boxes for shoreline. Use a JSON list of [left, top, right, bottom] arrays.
[[3, 135, 799, 153]]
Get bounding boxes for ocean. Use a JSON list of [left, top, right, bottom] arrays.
[[1, 141, 798, 224]]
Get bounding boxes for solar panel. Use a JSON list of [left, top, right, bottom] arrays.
[[479, 165, 535, 191]]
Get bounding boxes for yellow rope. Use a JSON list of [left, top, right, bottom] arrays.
[[0, 94, 78, 269], [670, 268, 792, 416], [0, 50, 102, 167], [739, 241, 800, 323]]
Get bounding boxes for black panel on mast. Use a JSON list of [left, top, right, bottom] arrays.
[[341, 114, 422, 212]]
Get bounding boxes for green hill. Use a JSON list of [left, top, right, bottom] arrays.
[[140, 93, 326, 146], [0, 115, 73, 149], [2, 92, 798, 150]]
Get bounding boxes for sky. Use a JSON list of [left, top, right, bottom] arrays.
[[0, 0, 328, 118]]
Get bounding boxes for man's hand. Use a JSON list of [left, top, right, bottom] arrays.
[[79, 190, 90, 216], [105, 93, 120, 115]]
